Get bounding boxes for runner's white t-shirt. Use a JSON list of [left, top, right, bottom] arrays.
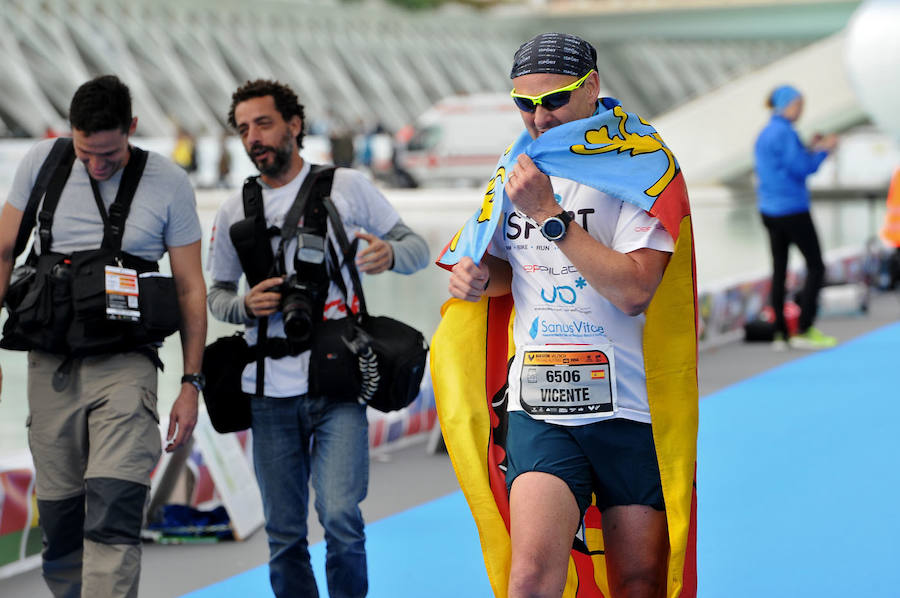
[[489, 175, 674, 425], [207, 163, 400, 397]]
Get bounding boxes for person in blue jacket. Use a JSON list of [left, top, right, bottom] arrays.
[[754, 84, 838, 350]]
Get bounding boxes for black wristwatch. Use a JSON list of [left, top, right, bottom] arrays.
[[540, 210, 573, 242], [181, 373, 206, 392]]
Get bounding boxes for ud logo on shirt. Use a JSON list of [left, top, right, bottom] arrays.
[[540, 285, 577, 304]]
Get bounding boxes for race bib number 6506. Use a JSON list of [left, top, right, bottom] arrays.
[[519, 345, 617, 418]]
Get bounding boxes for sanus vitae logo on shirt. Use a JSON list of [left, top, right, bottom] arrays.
[[529, 317, 605, 339]]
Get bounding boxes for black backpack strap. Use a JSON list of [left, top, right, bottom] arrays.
[[15, 138, 74, 258], [241, 175, 266, 228], [92, 146, 149, 250], [255, 316, 268, 396], [234, 176, 275, 394], [35, 139, 78, 255]]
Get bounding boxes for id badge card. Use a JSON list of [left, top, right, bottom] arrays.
[[519, 344, 617, 419], [105, 265, 140, 322]]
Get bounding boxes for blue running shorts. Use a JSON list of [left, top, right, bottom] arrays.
[[505, 411, 665, 516]]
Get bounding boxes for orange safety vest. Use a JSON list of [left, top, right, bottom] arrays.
[[882, 168, 900, 248]]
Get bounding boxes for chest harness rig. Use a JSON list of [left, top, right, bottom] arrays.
[[213, 166, 425, 414], [1, 138, 181, 384], [230, 165, 352, 395]]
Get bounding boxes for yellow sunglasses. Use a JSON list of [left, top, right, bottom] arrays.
[[510, 70, 595, 113]]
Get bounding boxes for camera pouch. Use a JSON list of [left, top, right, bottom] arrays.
[[134, 273, 180, 343], [230, 216, 275, 288], [201, 333, 255, 433], [306, 188, 429, 413], [308, 317, 363, 402], [69, 249, 114, 322], [0, 253, 72, 353], [4, 262, 37, 313], [68, 249, 130, 354]]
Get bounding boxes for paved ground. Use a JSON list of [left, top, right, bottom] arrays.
[[699, 289, 899, 396], [2, 290, 897, 598]]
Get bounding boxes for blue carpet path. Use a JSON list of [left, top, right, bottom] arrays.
[[184, 322, 900, 597]]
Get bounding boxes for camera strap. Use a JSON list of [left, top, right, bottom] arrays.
[[279, 165, 335, 243], [272, 165, 334, 280], [255, 318, 267, 396], [321, 196, 368, 317]]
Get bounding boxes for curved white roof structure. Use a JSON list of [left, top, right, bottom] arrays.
[[0, 0, 864, 187]]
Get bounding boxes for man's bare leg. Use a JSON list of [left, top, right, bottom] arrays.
[[508, 471, 581, 598], [602, 505, 668, 598]]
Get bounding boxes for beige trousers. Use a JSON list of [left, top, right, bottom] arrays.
[[27, 350, 161, 598]]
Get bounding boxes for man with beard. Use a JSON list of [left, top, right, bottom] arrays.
[[206, 79, 429, 598]]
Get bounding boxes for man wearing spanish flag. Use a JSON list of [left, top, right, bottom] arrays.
[[432, 33, 698, 598]]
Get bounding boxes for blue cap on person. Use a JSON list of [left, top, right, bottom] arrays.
[[509, 32, 598, 79], [769, 85, 801, 113]]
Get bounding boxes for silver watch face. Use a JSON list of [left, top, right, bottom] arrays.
[[541, 217, 566, 240]]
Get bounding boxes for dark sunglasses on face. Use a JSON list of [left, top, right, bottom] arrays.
[[510, 70, 594, 113]]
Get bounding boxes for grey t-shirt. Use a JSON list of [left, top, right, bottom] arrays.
[[6, 138, 202, 261]]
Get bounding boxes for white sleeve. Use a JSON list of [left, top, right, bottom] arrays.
[[331, 168, 399, 237], [206, 196, 245, 284], [611, 202, 674, 255]]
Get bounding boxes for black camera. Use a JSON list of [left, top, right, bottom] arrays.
[[279, 232, 329, 343]]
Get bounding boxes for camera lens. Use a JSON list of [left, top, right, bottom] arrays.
[[279, 274, 318, 343], [283, 297, 313, 341], [279, 233, 329, 344]]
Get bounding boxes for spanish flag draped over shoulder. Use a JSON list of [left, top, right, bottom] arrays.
[[431, 97, 698, 597]]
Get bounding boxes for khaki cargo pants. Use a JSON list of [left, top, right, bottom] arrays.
[[27, 350, 161, 598]]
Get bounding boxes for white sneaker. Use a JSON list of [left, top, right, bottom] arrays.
[[771, 332, 788, 352]]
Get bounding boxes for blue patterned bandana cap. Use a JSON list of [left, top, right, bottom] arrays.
[[510, 33, 597, 79]]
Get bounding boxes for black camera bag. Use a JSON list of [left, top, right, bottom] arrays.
[[310, 313, 428, 413], [360, 315, 428, 412], [201, 332, 254, 433], [307, 195, 428, 413]]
